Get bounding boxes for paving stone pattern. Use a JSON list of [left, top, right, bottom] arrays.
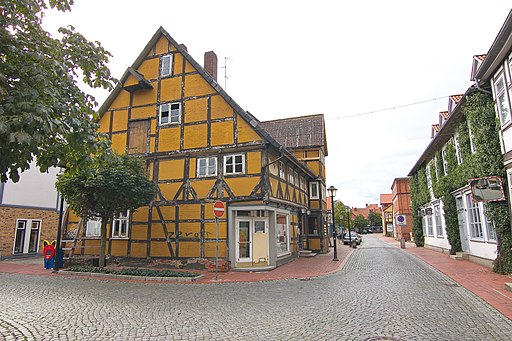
[[1, 236, 511, 340]]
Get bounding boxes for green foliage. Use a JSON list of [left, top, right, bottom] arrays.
[[66, 265, 198, 278], [56, 152, 157, 267], [410, 92, 512, 273], [333, 200, 347, 228], [353, 214, 368, 228], [368, 211, 381, 227], [0, 0, 116, 182]]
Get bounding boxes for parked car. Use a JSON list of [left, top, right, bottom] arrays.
[[342, 232, 361, 245]]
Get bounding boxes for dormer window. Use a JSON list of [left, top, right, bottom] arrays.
[[161, 54, 172, 77], [159, 103, 181, 125]]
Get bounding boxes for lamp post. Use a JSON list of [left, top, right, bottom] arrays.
[[327, 186, 338, 261], [345, 205, 352, 247]]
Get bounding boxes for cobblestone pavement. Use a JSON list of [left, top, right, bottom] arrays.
[[1, 235, 512, 340]]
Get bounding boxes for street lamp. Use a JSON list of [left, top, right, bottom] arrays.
[[345, 205, 352, 247], [327, 186, 338, 261]]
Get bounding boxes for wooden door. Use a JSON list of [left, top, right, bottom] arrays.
[[128, 120, 150, 154]]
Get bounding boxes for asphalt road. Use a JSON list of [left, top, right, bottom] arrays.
[[1, 235, 511, 340]]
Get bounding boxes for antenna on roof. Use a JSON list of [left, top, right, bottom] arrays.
[[222, 56, 231, 90]]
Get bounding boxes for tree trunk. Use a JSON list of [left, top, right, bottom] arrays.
[[99, 218, 109, 268]]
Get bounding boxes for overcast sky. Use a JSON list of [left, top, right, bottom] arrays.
[[44, 0, 511, 207]]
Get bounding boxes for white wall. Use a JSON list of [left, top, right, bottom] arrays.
[[1, 162, 60, 209]]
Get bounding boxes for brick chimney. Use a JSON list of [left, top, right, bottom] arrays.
[[204, 51, 217, 81]]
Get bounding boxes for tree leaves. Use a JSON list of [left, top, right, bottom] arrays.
[[0, 0, 115, 182]]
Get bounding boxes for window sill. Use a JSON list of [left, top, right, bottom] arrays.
[[111, 237, 129, 240], [84, 236, 100, 239]]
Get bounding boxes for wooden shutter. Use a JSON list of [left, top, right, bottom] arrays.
[[128, 120, 150, 154]]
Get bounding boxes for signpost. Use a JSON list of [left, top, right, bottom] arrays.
[[213, 201, 225, 280]]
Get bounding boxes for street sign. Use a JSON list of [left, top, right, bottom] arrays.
[[396, 215, 406, 225], [213, 201, 225, 218]]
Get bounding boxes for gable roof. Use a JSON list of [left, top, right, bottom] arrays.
[[258, 114, 328, 156], [380, 194, 392, 205], [98, 27, 316, 178]]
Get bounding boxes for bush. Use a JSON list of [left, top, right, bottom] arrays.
[[66, 265, 198, 278]]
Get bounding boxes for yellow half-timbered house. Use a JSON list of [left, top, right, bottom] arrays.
[[63, 27, 329, 270]]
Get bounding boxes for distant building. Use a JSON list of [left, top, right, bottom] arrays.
[[391, 178, 412, 241], [380, 194, 393, 237]]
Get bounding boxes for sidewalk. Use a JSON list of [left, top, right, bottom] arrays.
[[2, 237, 512, 320]]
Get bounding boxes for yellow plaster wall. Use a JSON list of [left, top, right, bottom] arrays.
[[174, 53, 184, 75], [130, 243, 147, 258], [158, 183, 181, 201], [179, 204, 201, 220], [132, 207, 149, 221], [110, 240, 128, 256], [111, 133, 127, 154], [184, 60, 195, 73], [225, 177, 259, 197], [310, 201, 320, 210], [98, 112, 110, 133], [184, 74, 214, 98], [184, 124, 207, 149], [192, 179, 216, 199], [211, 121, 234, 146], [237, 117, 261, 143], [151, 205, 176, 221], [204, 241, 227, 258], [158, 159, 185, 180], [151, 223, 166, 239], [151, 241, 171, 257], [137, 58, 159, 80], [109, 90, 130, 110], [124, 74, 138, 87], [155, 36, 170, 55], [204, 222, 227, 239], [83, 239, 100, 255], [112, 110, 128, 132], [132, 87, 157, 107], [150, 137, 156, 152], [253, 232, 268, 263], [211, 95, 233, 119], [131, 106, 155, 120], [157, 126, 181, 152], [160, 77, 182, 102], [269, 178, 279, 197], [247, 152, 261, 174], [179, 222, 200, 239], [131, 225, 147, 240], [150, 119, 157, 134], [179, 241, 200, 257], [185, 98, 208, 123], [307, 150, 320, 158]]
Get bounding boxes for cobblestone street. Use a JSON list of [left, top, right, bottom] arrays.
[[1, 235, 511, 340]]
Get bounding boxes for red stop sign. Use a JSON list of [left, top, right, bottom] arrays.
[[213, 201, 225, 218]]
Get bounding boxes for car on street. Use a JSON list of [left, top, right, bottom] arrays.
[[342, 232, 361, 245]]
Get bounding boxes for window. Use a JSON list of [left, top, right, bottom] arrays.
[[279, 162, 285, 179], [86, 219, 101, 237], [159, 103, 181, 125], [197, 157, 217, 177], [434, 205, 443, 237], [468, 122, 476, 153], [426, 164, 432, 189], [441, 147, 448, 175], [309, 181, 319, 199], [276, 213, 290, 255], [112, 210, 129, 238], [434, 156, 439, 180], [288, 167, 295, 184], [466, 193, 483, 239], [427, 210, 434, 237], [483, 206, 497, 241], [493, 72, 511, 126], [14, 219, 41, 254], [161, 54, 172, 76], [224, 154, 245, 175], [454, 134, 463, 164]]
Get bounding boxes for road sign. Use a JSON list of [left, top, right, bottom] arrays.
[[396, 215, 406, 225], [213, 201, 225, 218]]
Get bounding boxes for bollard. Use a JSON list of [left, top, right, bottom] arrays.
[[400, 238, 406, 249]]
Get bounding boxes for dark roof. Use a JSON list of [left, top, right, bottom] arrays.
[[97, 27, 316, 178], [259, 114, 327, 155]]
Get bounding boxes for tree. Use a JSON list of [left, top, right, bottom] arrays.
[[56, 153, 156, 267], [368, 211, 382, 227], [353, 214, 369, 228], [0, 0, 115, 182]]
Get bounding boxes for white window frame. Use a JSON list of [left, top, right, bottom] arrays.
[[441, 147, 448, 175], [112, 210, 130, 239], [466, 193, 484, 240], [197, 157, 217, 177], [434, 205, 443, 237], [288, 166, 295, 184], [454, 133, 463, 165], [159, 103, 181, 125], [161, 54, 172, 77], [493, 71, 511, 126], [434, 156, 439, 180], [279, 161, 286, 179], [468, 121, 476, 153], [224, 154, 245, 175], [426, 210, 434, 237], [13, 219, 41, 254], [426, 163, 432, 189], [85, 218, 101, 238], [309, 181, 319, 199], [276, 213, 290, 256]]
